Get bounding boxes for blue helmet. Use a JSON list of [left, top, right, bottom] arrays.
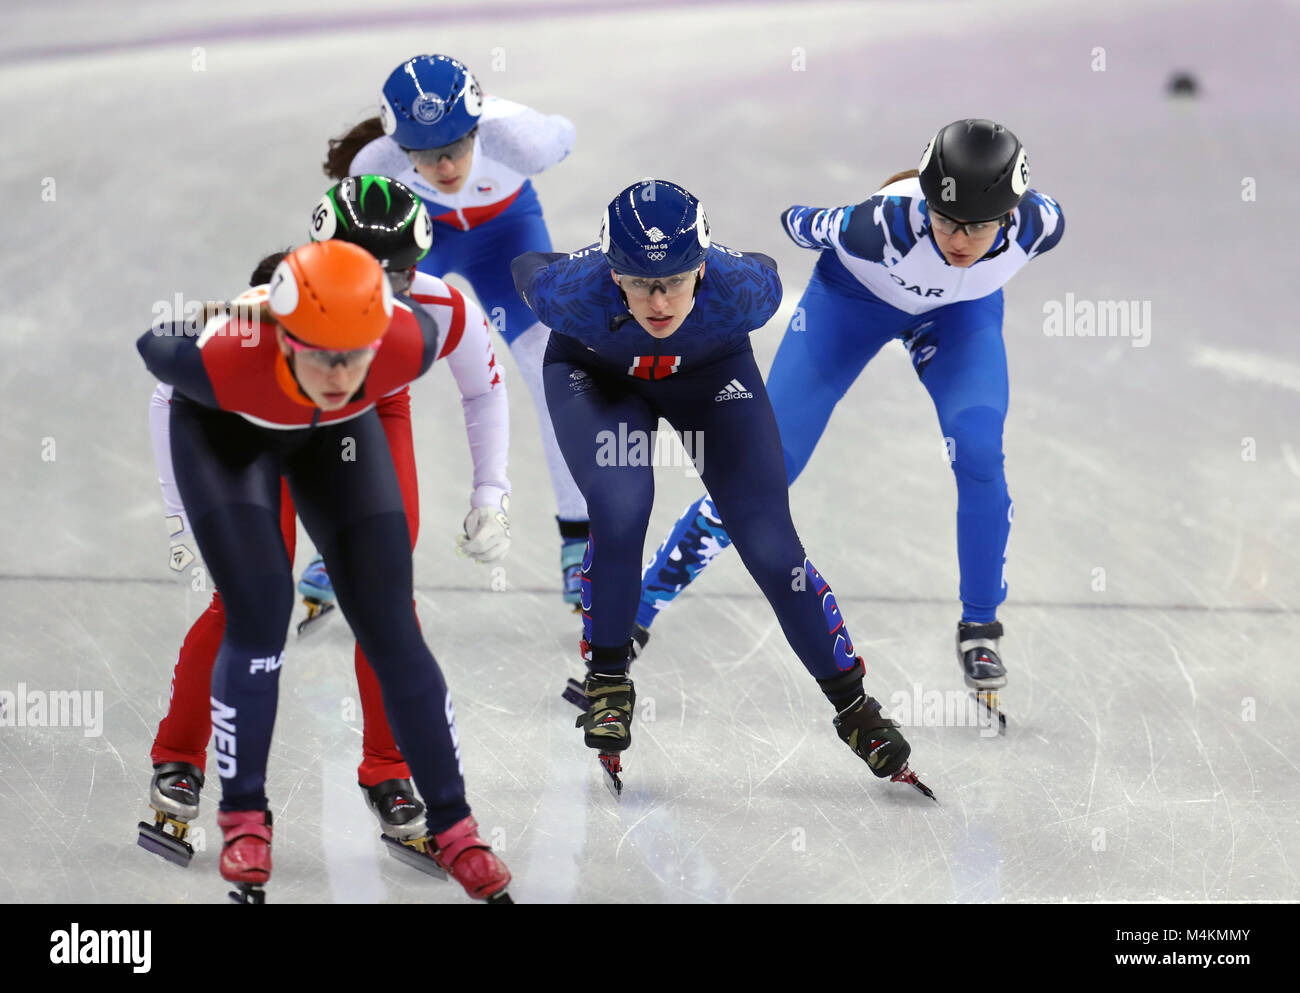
[[380, 54, 483, 150], [599, 180, 710, 277]]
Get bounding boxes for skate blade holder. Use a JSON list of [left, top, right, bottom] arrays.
[[485, 890, 514, 904], [295, 597, 336, 637], [890, 763, 938, 803], [972, 689, 1008, 735], [136, 809, 195, 868], [598, 752, 624, 800], [227, 883, 266, 905], [381, 834, 449, 880], [561, 678, 588, 711]]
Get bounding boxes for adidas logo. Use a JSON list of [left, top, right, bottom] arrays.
[[714, 378, 753, 402]]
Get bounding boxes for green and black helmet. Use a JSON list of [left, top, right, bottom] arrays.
[[308, 175, 433, 271]]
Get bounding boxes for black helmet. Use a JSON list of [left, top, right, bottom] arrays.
[[918, 119, 1028, 223], [308, 175, 433, 271]]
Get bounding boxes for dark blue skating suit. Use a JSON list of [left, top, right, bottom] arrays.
[[512, 244, 865, 681]]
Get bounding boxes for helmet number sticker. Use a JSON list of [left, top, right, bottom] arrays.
[[310, 196, 337, 241], [696, 207, 710, 248], [415, 205, 433, 251], [919, 132, 938, 172], [463, 74, 483, 117], [268, 261, 298, 317], [1012, 148, 1029, 195], [379, 95, 396, 135]]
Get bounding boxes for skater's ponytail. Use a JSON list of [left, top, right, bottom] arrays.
[[197, 300, 276, 332], [323, 116, 385, 179], [189, 251, 288, 333], [878, 167, 919, 190]]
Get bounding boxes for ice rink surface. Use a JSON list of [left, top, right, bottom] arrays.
[[1, 0, 1296, 904]]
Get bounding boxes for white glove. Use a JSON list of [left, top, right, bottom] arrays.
[[165, 514, 202, 577], [457, 495, 511, 563]]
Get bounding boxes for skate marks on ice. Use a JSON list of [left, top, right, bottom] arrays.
[[2, 569, 1297, 904]]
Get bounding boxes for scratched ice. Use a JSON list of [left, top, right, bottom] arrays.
[[0, 0, 1295, 903]]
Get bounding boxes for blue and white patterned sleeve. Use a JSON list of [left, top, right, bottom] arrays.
[[1014, 190, 1065, 259], [781, 195, 913, 265]]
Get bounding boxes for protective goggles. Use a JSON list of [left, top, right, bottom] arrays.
[[283, 331, 382, 369], [406, 127, 478, 165], [927, 208, 1004, 238], [615, 269, 700, 299]]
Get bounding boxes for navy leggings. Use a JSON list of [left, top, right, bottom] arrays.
[[168, 395, 469, 828], [543, 340, 859, 680]]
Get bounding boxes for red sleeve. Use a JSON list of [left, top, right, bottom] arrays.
[[413, 289, 467, 360]]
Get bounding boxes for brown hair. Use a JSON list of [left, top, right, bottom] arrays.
[[249, 250, 291, 287], [323, 116, 386, 180], [191, 250, 289, 332], [878, 167, 919, 190]]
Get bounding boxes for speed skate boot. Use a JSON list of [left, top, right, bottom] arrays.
[[363, 779, 428, 840], [217, 809, 272, 904], [137, 762, 204, 867], [295, 554, 336, 635], [575, 661, 635, 798], [827, 659, 936, 801], [364, 779, 451, 878], [430, 815, 513, 903], [561, 537, 585, 611], [957, 620, 1007, 734], [957, 621, 1007, 689]]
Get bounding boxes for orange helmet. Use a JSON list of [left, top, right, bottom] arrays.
[[267, 240, 393, 349]]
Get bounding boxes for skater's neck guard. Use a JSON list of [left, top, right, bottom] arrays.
[[274, 349, 319, 408], [275, 349, 368, 411]]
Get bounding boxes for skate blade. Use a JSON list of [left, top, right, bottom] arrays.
[[227, 884, 266, 905], [561, 679, 588, 711], [485, 890, 514, 904], [381, 834, 449, 879], [295, 599, 336, 637], [136, 821, 194, 867], [890, 764, 938, 803], [973, 691, 1008, 735], [598, 752, 624, 800]]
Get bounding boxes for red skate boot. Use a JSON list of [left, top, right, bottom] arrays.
[[217, 809, 272, 904], [429, 815, 513, 904]]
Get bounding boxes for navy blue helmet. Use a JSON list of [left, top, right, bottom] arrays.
[[600, 180, 710, 277]]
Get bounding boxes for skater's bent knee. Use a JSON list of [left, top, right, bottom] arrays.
[[946, 406, 1005, 482]]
